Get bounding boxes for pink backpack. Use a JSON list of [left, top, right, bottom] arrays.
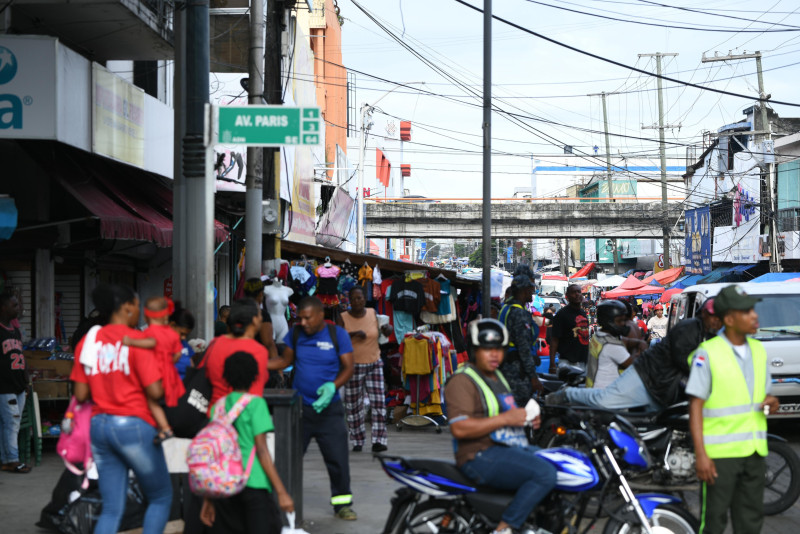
[[187, 394, 256, 498], [56, 397, 94, 487]]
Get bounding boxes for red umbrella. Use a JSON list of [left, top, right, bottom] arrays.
[[641, 266, 685, 286], [617, 275, 647, 290], [659, 287, 683, 303], [603, 284, 665, 298]]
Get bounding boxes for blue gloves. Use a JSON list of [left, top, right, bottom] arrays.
[[312, 381, 337, 413]]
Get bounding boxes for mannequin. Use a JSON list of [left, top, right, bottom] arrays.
[[263, 278, 293, 343]]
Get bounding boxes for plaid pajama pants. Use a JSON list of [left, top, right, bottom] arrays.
[[344, 361, 388, 447]]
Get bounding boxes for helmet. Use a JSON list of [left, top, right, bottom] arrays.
[[467, 318, 509, 350], [596, 300, 630, 337], [654, 304, 663, 311]]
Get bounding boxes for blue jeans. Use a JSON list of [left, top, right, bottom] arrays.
[[565, 366, 663, 411], [0, 391, 26, 464], [90, 414, 172, 534], [461, 445, 558, 529]]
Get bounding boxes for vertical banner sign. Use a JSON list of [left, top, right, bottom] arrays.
[[507, 246, 513, 263], [92, 64, 145, 167], [420, 242, 427, 260], [685, 207, 712, 275]]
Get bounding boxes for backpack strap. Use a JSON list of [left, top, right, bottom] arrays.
[[221, 394, 255, 425], [327, 323, 340, 355], [291, 325, 301, 352]]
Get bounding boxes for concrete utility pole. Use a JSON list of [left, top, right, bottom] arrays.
[[589, 91, 620, 274], [702, 51, 781, 272], [172, 6, 187, 302], [482, 0, 492, 317], [640, 52, 679, 270], [263, 0, 283, 263], [244, 0, 265, 280]]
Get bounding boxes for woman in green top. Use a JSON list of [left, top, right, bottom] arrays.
[[200, 351, 294, 533]]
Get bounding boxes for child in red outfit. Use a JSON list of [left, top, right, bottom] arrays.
[[123, 296, 185, 443]]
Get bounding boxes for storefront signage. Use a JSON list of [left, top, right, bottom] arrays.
[[217, 106, 321, 146], [92, 64, 145, 168], [0, 36, 56, 138], [684, 206, 712, 274]]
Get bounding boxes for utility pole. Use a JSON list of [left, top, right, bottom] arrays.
[[702, 51, 781, 272], [262, 0, 283, 264], [589, 91, 620, 274], [173, 5, 187, 302], [244, 0, 265, 280], [482, 0, 492, 317], [640, 52, 680, 270]]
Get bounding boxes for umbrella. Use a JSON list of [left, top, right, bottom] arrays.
[[617, 275, 648, 290], [594, 275, 627, 287], [641, 266, 686, 286], [659, 287, 683, 303]]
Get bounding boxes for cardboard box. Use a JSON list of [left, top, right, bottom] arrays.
[[24, 350, 54, 360], [33, 380, 70, 399], [27, 359, 73, 378]]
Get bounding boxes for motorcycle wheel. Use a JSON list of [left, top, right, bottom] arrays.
[[602, 504, 698, 534], [764, 440, 800, 515], [403, 498, 472, 533]]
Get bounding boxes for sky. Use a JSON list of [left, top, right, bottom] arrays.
[[336, 0, 800, 199]]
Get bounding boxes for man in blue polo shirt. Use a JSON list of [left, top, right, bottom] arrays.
[[279, 297, 356, 520]]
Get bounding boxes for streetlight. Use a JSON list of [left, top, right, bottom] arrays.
[[356, 83, 424, 254], [421, 243, 441, 263]]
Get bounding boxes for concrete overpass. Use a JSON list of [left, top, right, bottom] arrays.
[[365, 200, 685, 239]]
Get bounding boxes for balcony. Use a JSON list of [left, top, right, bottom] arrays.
[[8, 0, 173, 61]]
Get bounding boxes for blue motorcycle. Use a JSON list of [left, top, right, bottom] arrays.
[[378, 410, 698, 534]]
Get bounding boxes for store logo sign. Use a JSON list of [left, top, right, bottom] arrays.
[[733, 184, 756, 227], [0, 45, 26, 130]]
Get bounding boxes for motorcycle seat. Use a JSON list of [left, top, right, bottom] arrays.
[[403, 458, 476, 487]]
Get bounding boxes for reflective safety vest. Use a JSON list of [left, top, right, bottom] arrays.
[[691, 336, 768, 459], [456, 365, 512, 417], [498, 303, 525, 348]]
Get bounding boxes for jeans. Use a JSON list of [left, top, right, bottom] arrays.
[[0, 391, 26, 464], [565, 366, 663, 411], [461, 445, 558, 529], [90, 414, 173, 534]]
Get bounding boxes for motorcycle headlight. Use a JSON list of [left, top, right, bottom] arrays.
[[608, 421, 652, 469]]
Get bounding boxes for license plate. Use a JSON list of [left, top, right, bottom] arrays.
[[775, 403, 800, 415]]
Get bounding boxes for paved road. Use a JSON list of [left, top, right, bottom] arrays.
[[2, 420, 798, 533]]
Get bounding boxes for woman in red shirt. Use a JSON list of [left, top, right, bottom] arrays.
[[204, 299, 271, 406], [71, 284, 172, 534]]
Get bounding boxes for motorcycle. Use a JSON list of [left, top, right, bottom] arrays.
[[378, 410, 698, 534], [539, 403, 800, 516]]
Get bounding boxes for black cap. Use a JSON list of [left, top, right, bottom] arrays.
[[714, 285, 761, 316]]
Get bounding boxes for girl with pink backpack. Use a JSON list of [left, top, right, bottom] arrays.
[[196, 351, 293, 533]]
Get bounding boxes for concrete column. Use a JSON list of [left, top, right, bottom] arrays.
[[34, 249, 54, 337]]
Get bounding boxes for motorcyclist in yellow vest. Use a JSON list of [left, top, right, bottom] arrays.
[[686, 285, 779, 534]]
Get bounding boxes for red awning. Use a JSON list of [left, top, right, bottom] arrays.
[[48, 143, 227, 247], [376, 149, 391, 187], [570, 262, 595, 278], [617, 275, 647, 290], [602, 284, 665, 298], [659, 287, 683, 303], [400, 121, 411, 141], [641, 266, 685, 286], [400, 164, 411, 177]]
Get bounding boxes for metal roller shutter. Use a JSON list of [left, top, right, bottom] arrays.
[[55, 270, 82, 348]]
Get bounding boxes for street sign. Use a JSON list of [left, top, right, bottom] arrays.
[[420, 242, 427, 259], [217, 105, 321, 146], [507, 246, 513, 263]]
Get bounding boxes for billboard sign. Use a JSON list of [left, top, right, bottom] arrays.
[[684, 206, 712, 274], [0, 36, 57, 139], [93, 63, 145, 167]]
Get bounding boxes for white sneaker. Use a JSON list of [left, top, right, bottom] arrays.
[[491, 528, 512, 534]]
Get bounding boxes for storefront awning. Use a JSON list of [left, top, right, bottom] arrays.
[[0, 197, 18, 240], [750, 272, 799, 283]]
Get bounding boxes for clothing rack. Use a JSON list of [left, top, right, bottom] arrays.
[[397, 332, 452, 434]]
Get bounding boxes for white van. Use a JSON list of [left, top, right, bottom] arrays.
[[668, 282, 800, 417]]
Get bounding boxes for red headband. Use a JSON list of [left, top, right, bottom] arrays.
[[144, 298, 175, 319]]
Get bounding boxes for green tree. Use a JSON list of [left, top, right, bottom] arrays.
[[468, 239, 499, 268]]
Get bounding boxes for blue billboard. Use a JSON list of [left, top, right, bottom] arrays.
[[685, 206, 712, 275]]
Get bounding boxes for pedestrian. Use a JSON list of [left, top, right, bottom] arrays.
[[214, 305, 230, 337], [169, 304, 196, 380], [446, 318, 557, 534], [548, 284, 590, 372], [586, 300, 634, 389], [242, 278, 280, 367], [199, 351, 293, 534], [547, 298, 721, 411], [277, 297, 357, 521], [687, 285, 779, 534], [647, 304, 668, 341], [498, 272, 543, 407], [338, 286, 391, 453], [70, 284, 172, 534], [0, 291, 31, 474], [621, 301, 648, 358], [205, 299, 271, 406]]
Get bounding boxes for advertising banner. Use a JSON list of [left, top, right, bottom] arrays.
[[92, 63, 145, 167], [316, 186, 355, 249], [684, 206, 712, 274], [0, 36, 57, 139]]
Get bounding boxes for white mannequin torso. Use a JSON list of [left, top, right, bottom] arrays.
[[263, 282, 293, 343]]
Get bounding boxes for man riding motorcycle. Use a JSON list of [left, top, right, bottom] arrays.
[[445, 319, 557, 534]]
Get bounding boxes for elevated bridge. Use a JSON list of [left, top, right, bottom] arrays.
[[365, 198, 685, 239]]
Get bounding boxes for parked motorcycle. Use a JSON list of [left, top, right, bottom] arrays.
[[539, 403, 800, 516], [378, 409, 698, 534]]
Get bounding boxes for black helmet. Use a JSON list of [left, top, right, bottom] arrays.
[[467, 318, 509, 350], [596, 300, 630, 337]]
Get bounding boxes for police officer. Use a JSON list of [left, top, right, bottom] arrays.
[[686, 285, 780, 534], [498, 272, 543, 407]]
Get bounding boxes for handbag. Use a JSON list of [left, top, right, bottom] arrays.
[[56, 397, 94, 487], [165, 339, 217, 438]]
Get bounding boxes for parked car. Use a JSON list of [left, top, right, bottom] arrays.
[[668, 282, 800, 417]]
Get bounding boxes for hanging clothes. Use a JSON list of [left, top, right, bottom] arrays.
[[418, 278, 442, 314], [315, 264, 341, 307], [358, 263, 373, 286]]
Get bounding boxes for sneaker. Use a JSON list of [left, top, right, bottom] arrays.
[[491, 528, 512, 534], [352, 445, 362, 452], [335, 506, 357, 520], [371, 443, 388, 453], [545, 389, 568, 406]]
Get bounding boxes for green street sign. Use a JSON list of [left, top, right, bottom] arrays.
[[217, 106, 322, 146]]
